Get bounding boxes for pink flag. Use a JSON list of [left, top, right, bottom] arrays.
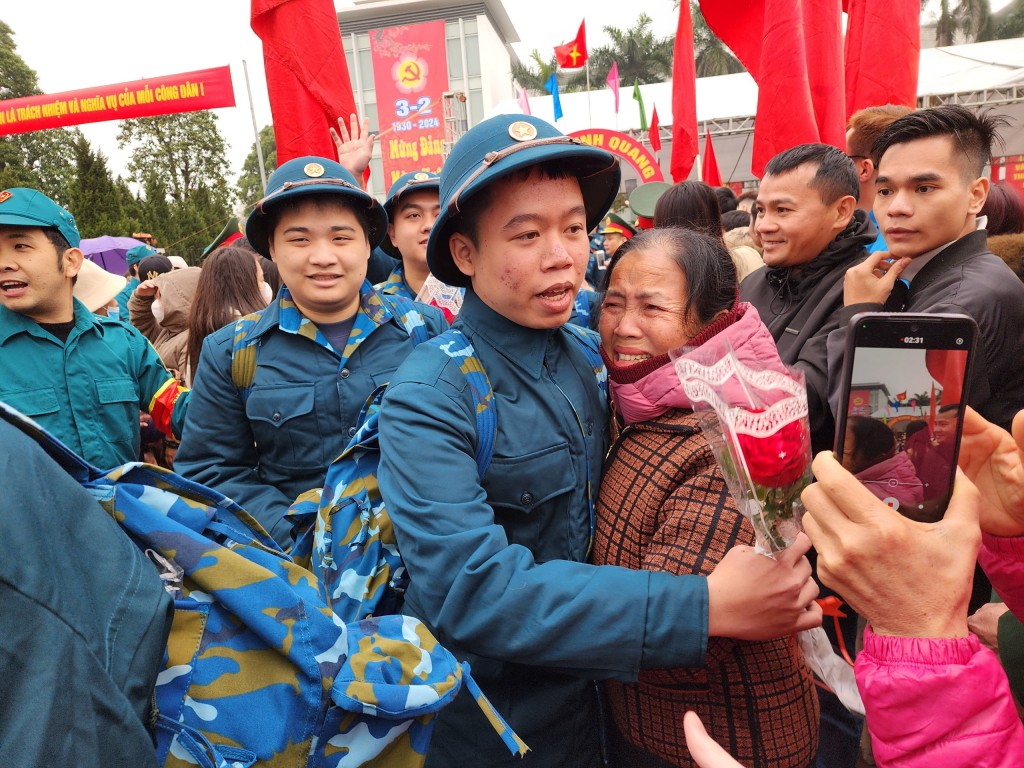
[[517, 85, 531, 116], [606, 60, 620, 113]]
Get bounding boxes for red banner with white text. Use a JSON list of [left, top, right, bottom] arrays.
[[0, 67, 235, 137], [369, 21, 449, 192]]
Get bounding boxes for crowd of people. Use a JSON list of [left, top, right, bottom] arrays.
[[2, 101, 1024, 768]]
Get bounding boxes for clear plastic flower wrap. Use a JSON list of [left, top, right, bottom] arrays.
[[415, 274, 464, 323], [671, 342, 812, 556], [671, 339, 864, 715]]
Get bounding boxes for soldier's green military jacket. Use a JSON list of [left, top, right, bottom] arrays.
[[0, 297, 188, 468]]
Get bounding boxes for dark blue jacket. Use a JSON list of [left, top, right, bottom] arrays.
[[176, 283, 448, 545]]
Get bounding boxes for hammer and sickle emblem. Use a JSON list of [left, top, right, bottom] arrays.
[[400, 60, 422, 86]]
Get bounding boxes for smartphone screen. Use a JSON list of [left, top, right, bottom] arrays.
[[834, 313, 977, 522]]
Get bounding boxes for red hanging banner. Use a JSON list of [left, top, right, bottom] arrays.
[[369, 21, 449, 192], [0, 67, 235, 137]]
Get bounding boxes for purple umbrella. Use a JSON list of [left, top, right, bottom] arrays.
[[79, 236, 147, 276]]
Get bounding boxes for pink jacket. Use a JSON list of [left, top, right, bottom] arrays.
[[855, 534, 1024, 767]]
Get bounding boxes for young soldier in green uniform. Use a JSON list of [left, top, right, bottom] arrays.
[[378, 115, 822, 767], [0, 188, 188, 467]]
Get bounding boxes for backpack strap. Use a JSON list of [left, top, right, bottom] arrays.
[[230, 313, 263, 404], [376, 291, 432, 348], [562, 323, 608, 404], [425, 330, 497, 478]]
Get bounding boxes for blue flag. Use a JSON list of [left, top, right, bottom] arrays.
[[544, 72, 563, 121]]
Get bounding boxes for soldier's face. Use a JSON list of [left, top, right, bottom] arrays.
[[449, 170, 590, 329], [268, 199, 369, 325], [0, 226, 81, 323], [387, 189, 440, 272]]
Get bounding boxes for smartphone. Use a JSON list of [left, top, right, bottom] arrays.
[[834, 312, 978, 522]]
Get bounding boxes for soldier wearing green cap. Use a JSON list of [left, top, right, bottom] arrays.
[[175, 157, 448, 545], [0, 188, 189, 467], [378, 115, 790, 767], [375, 170, 442, 300]]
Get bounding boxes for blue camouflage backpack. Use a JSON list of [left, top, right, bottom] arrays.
[[0, 402, 527, 768], [286, 323, 607, 624]]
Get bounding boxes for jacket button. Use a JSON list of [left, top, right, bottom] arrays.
[[348, 426, 357, 437], [586, 420, 594, 436], [339, 368, 350, 379], [520, 491, 534, 505], [272, 411, 282, 423]]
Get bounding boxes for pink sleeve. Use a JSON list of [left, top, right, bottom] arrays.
[[855, 627, 1024, 768], [978, 533, 1024, 620]]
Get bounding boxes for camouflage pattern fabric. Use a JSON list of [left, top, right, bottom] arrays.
[[0, 402, 526, 766], [287, 329, 497, 622], [373, 265, 416, 301]]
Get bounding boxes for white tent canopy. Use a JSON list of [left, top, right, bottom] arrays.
[[489, 38, 1024, 184]]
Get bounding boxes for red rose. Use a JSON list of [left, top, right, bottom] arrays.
[[735, 414, 809, 488]]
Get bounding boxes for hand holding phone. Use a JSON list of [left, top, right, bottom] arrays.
[[834, 313, 978, 522]]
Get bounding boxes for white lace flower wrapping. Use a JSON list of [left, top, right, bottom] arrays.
[[415, 274, 464, 319], [671, 344, 812, 556]]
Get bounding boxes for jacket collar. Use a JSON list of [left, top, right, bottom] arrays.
[[456, 289, 553, 378], [376, 265, 416, 300], [765, 208, 876, 300], [0, 297, 96, 345], [243, 281, 401, 365]]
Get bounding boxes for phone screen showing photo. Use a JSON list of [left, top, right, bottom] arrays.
[[838, 317, 974, 523]]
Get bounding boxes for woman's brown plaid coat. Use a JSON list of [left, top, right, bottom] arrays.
[[593, 408, 819, 767]]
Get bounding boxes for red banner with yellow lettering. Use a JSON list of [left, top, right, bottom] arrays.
[[369, 21, 449, 192], [0, 67, 235, 137]]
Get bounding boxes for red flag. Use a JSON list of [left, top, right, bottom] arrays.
[[896, 390, 907, 402], [649, 105, 662, 153], [251, 0, 358, 164], [844, 0, 919, 119], [701, 129, 722, 186], [671, 0, 699, 181], [699, 0, 845, 176], [554, 21, 588, 69]]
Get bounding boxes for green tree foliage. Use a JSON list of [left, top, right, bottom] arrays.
[[237, 123, 277, 205], [589, 14, 675, 85], [65, 136, 139, 239], [992, 0, 1024, 37], [118, 112, 234, 260], [511, 49, 588, 95], [0, 19, 80, 206]]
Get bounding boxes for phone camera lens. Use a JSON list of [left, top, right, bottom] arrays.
[[956, 337, 964, 345]]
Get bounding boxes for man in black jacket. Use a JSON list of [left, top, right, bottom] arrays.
[[741, 144, 875, 454], [831, 105, 1024, 433]]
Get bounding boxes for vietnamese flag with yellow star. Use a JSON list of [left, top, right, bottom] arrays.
[[554, 21, 588, 69]]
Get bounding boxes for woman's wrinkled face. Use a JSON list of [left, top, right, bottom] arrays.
[[599, 246, 703, 365]]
